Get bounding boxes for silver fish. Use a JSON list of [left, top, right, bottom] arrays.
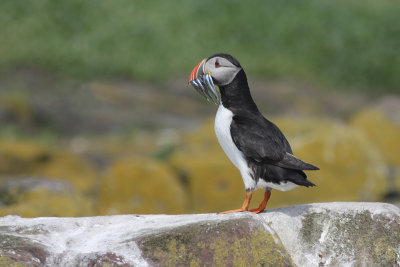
[[190, 74, 220, 105]]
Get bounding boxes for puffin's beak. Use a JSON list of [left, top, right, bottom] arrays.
[[188, 59, 220, 105], [188, 59, 205, 84]]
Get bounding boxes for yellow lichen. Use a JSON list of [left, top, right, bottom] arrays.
[[0, 140, 98, 193], [351, 108, 400, 166], [0, 107, 397, 216], [0, 141, 50, 175], [0, 189, 94, 217], [165, 239, 178, 267], [209, 233, 230, 266], [0, 255, 25, 267], [351, 108, 400, 192], [98, 158, 187, 215], [271, 120, 387, 205]]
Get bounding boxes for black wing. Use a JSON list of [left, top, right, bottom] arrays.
[[231, 114, 319, 171]]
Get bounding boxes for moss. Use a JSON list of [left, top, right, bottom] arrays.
[[0, 255, 25, 267], [300, 210, 400, 266], [137, 217, 293, 267]]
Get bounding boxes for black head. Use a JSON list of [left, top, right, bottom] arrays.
[[207, 53, 242, 69], [188, 53, 243, 87], [188, 53, 256, 110]]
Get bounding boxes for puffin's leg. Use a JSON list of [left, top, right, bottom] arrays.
[[249, 188, 272, 214], [219, 191, 253, 214]]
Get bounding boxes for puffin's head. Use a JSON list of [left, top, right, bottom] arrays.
[[188, 53, 242, 105]]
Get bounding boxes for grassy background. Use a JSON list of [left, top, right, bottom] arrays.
[[1, 0, 399, 92]]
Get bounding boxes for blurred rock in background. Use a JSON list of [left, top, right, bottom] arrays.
[[0, 0, 399, 216]]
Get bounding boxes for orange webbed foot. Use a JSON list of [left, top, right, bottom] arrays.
[[218, 191, 253, 214]]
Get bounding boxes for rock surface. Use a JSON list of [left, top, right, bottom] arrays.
[[0, 202, 399, 266]]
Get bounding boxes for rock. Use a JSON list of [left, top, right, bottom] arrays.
[[136, 215, 291, 266], [0, 140, 99, 193], [351, 108, 400, 166], [98, 158, 187, 215], [262, 202, 400, 266], [275, 117, 388, 203], [0, 202, 399, 266], [0, 176, 95, 218], [351, 109, 400, 202]]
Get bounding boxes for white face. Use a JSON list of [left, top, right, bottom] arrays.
[[203, 56, 242, 86]]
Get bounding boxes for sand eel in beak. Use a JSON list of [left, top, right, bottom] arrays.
[[188, 53, 319, 214], [188, 59, 221, 105]]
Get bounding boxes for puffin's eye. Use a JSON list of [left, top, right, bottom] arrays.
[[215, 60, 221, 68]]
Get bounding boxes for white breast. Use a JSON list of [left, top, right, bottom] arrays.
[[214, 104, 256, 190]]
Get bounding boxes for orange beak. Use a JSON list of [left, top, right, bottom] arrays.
[[188, 59, 206, 84]]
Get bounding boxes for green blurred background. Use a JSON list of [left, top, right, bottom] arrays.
[[0, 0, 399, 217]]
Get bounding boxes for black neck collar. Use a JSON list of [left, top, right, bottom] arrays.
[[219, 69, 259, 114]]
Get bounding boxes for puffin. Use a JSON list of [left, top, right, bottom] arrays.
[[188, 53, 319, 214]]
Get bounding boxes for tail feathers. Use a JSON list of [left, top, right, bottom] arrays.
[[261, 164, 316, 187], [291, 170, 316, 187], [298, 178, 316, 187], [249, 160, 317, 188], [275, 153, 319, 171]]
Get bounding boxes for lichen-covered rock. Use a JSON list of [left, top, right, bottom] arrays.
[[261, 202, 400, 266], [274, 117, 387, 204], [0, 202, 398, 266], [351, 108, 400, 194], [0, 177, 95, 217], [0, 140, 98, 193], [136, 215, 292, 266], [98, 158, 187, 215], [351, 108, 400, 166], [170, 120, 246, 213], [0, 238, 48, 267]]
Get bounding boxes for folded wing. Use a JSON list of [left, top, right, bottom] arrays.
[[231, 114, 319, 171]]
